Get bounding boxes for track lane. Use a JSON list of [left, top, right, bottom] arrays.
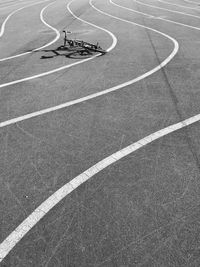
[[0, 0, 179, 262], [1, 0, 200, 266], [126, 0, 200, 31], [0, 0, 41, 11], [0, 0, 177, 124], [132, 0, 200, 19], [158, 0, 200, 10], [0, 0, 116, 86], [0, 0, 116, 122], [0, 1, 60, 62], [184, 0, 200, 4], [0, 0, 51, 40], [111, 0, 200, 118]]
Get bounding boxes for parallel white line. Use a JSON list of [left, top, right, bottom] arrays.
[[0, 1, 29, 10], [0, 0, 51, 38], [0, 0, 117, 85], [158, 0, 200, 10], [0, 1, 60, 62], [183, 0, 200, 4], [0, 0, 40, 10], [0, 0, 179, 261], [119, 0, 200, 32], [131, 0, 200, 19], [0, 0, 178, 127], [2, 99, 200, 261]]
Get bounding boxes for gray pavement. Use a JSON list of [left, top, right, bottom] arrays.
[[1, 0, 200, 266]]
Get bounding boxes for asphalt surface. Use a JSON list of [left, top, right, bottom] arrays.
[[1, 0, 200, 266]]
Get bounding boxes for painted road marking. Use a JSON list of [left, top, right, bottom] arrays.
[[114, 0, 200, 31], [1, 102, 200, 262], [0, 0, 180, 261], [0, 0, 178, 127], [0, 1, 60, 62], [131, 0, 200, 19], [0, 0, 117, 86], [158, 0, 200, 10], [0, 0, 42, 10], [0, 0, 51, 39], [183, 0, 200, 4]]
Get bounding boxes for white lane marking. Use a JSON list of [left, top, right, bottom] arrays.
[[0, 0, 178, 126], [0, 0, 51, 38], [157, 0, 200, 10], [0, 1, 60, 62], [183, 0, 200, 4], [0, 0, 117, 86], [0, 0, 43, 10], [131, 0, 200, 19], [0, 0, 179, 261], [1, 104, 200, 261], [117, 0, 200, 31], [0, 0, 36, 10]]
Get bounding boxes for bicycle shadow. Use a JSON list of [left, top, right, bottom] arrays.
[[39, 45, 104, 60]]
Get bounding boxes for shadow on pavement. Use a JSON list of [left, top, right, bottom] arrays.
[[26, 45, 105, 60]]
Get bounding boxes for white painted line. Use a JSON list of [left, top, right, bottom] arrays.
[[0, 0, 117, 85], [1, 105, 200, 262], [0, 1, 60, 62], [115, 0, 200, 32], [183, 0, 200, 4], [0, 0, 45, 10], [0, 0, 51, 39], [0, 0, 178, 127], [0, 0, 180, 261], [130, 0, 200, 19], [0, 0, 38, 10], [158, 0, 200, 10]]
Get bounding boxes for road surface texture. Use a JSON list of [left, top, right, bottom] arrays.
[[1, 0, 200, 266]]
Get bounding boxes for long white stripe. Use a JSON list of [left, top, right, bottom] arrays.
[[0, 0, 179, 261], [1, 98, 200, 262], [0, 1, 60, 62], [0, 0, 117, 86], [0, 0, 178, 126], [0, 0, 51, 38], [158, 0, 200, 10], [116, 0, 200, 31], [0, 0, 40, 10], [132, 0, 200, 19], [183, 0, 200, 4]]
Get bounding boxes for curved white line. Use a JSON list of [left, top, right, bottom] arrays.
[[0, 0, 51, 38], [0, 0, 179, 262], [1, 112, 200, 262], [185, 0, 200, 4], [183, 0, 199, 4], [0, 0, 117, 85], [0, 1, 30, 10], [0, 0, 180, 88], [0, 1, 60, 62], [0, 0, 178, 125], [0, 0, 40, 10], [132, 0, 200, 19], [157, 0, 200, 10], [128, 0, 200, 32]]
